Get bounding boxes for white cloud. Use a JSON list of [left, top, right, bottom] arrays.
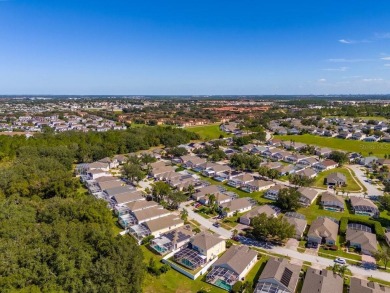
[[362, 78, 383, 82], [339, 39, 354, 44], [318, 78, 326, 82], [381, 57, 390, 60], [322, 67, 348, 72]]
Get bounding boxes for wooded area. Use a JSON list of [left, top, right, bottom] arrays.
[[0, 127, 198, 292]]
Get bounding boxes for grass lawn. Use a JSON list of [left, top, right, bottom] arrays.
[[297, 200, 350, 224], [313, 167, 363, 192], [140, 245, 224, 293], [245, 256, 269, 288], [318, 248, 362, 261], [368, 277, 390, 287], [186, 123, 230, 140], [274, 134, 390, 157]]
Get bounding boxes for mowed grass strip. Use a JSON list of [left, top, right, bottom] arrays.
[[186, 123, 230, 140], [313, 167, 363, 192], [274, 134, 390, 157]]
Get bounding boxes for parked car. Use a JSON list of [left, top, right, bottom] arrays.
[[334, 258, 346, 265], [213, 222, 220, 228]]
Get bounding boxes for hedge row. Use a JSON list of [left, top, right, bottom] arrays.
[[339, 216, 385, 240]]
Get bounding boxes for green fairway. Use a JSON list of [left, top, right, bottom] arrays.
[[141, 245, 224, 293], [186, 123, 229, 140], [274, 134, 390, 157], [313, 167, 363, 192]]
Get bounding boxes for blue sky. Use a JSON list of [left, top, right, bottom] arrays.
[[0, 0, 390, 95]]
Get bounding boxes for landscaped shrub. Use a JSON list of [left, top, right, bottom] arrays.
[[339, 216, 384, 240]]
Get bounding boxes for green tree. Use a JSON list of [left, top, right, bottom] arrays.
[[374, 246, 390, 270], [251, 213, 295, 244], [122, 163, 146, 182], [276, 188, 302, 212]]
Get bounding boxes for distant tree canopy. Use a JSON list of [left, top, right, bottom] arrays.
[[230, 153, 261, 171], [0, 127, 200, 292], [251, 213, 295, 244], [329, 151, 349, 166]]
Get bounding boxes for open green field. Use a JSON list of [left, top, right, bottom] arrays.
[[141, 245, 224, 293], [313, 167, 363, 192], [274, 134, 390, 157], [326, 115, 388, 122], [186, 123, 229, 140]]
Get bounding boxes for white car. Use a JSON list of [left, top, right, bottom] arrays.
[[334, 257, 346, 265]]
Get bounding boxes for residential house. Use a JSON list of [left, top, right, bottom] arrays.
[[254, 258, 302, 293], [338, 130, 352, 139], [151, 165, 176, 180], [325, 172, 347, 187], [112, 190, 144, 205], [98, 180, 123, 191], [264, 184, 287, 200], [105, 185, 136, 198], [199, 192, 231, 206], [346, 226, 378, 255], [206, 246, 258, 291], [220, 198, 253, 217], [131, 206, 171, 224], [301, 268, 343, 293], [297, 157, 319, 167], [143, 215, 184, 238], [180, 155, 207, 169], [349, 277, 390, 293], [298, 187, 319, 207], [307, 217, 339, 246], [98, 157, 119, 169], [87, 169, 107, 179], [243, 180, 275, 193], [283, 212, 307, 240], [267, 139, 283, 147], [150, 225, 194, 255], [360, 156, 378, 167], [88, 161, 110, 171], [315, 147, 332, 158], [363, 135, 380, 142], [204, 164, 231, 178], [284, 154, 310, 164], [192, 185, 221, 202], [295, 168, 317, 179], [227, 173, 254, 188], [320, 192, 345, 212], [350, 196, 380, 218], [313, 159, 338, 172], [239, 205, 279, 226], [351, 132, 366, 140], [189, 231, 226, 260], [275, 164, 296, 176], [220, 122, 239, 133]]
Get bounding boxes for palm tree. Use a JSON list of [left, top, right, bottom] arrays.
[[180, 209, 188, 221], [187, 184, 195, 198]]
